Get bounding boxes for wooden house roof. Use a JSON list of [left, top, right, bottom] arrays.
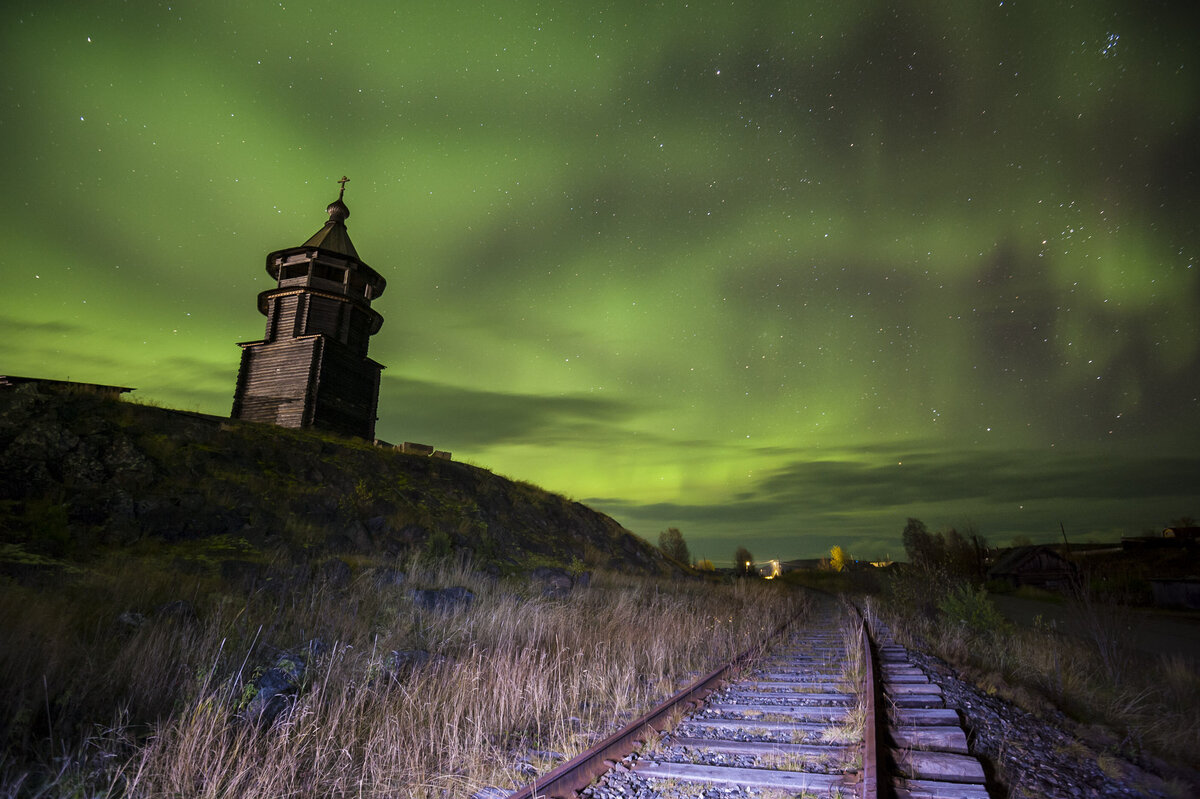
[[302, 215, 359, 259], [987, 545, 1075, 577]]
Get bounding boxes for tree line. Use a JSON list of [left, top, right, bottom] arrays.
[[901, 517, 988, 579], [658, 527, 756, 575]]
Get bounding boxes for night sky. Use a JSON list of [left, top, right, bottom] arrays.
[[4, 1, 1198, 563]]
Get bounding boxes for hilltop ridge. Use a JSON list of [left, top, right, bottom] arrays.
[[0, 384, 672, 578]]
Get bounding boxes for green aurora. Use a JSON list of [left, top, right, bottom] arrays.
[[3, 1, 1197, 562]]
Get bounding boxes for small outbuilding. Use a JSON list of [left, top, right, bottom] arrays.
[[0, 375, 134, 398], [987, 545, 1078, 591]]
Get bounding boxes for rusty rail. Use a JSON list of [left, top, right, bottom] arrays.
[[503, 611, 803, 799], [858, 609, 882, 799]]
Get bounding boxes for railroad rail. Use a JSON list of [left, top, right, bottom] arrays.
[[499, 597, 989, 799]]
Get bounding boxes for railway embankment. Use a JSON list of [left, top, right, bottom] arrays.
[[900, 642, 1189, 798], [865, 573, 1200, 798]]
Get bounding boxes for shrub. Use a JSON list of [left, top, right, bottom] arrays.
[[937, 583, 1009, 636], [425, 530, 452, 558]]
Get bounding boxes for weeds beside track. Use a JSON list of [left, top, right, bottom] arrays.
[[0, 558, 803, 798]]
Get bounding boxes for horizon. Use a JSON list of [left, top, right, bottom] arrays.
[[3, 2, 1197, 561]]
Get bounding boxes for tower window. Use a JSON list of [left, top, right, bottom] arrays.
[[313, 262, 346, 283], [281, 263, 308, 281]]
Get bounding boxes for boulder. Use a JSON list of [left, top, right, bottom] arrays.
[[409, 586, 474, 612], [469, 789, 509, 799], [530, 566, 574, 598], [365, 515, 390, 537], [116, 610, 147, 628], [385, 649, 433, 677], [389, 649, 432, 670], [243, 652, 306, 726], [372, 567, 407, 587], [319, 557, 352, 588], [154, 599, 197, 623]]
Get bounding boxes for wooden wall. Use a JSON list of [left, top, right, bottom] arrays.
[[311, 339, 382, 439], [231, 337, 319, 428], [232, 335, 381, 440]]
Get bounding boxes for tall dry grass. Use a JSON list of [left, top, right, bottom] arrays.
[[0, 554, 804, 797]]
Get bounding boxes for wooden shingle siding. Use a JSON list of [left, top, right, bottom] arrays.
[[307, 296, 343, 340], [269, 295, 300, 342], [232, 337, 320, 427], [312, 340, 382, 439], [347, 310, 371, 354]]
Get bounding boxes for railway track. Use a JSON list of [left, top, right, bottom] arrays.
[[498, 597, 989, 799], [499, 599, 874, 799], [620, 623, 866, 797]]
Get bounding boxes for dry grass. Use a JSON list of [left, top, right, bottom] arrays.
[[0, 555, 803, 798], [758, 750, 827, 772], [817, 606, 867, 746], [874, 571, 1200, 771]]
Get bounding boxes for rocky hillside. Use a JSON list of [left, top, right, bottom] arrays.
[[0, 384, 672, 579]]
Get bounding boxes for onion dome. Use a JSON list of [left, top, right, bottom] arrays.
[[302, 176, 358, 259]]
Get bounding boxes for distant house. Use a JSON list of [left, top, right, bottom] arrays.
[[987, 545, 1078, 591], [1150, 578, 1200, 610], [777, 558, 825, 573]]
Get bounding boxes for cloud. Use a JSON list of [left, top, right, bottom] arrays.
[[590, 446, 1200, 537], [755, 448, 1200, 510], [0, 317, 81, 337], [588, 496, 784, 525], [378, 375, 642, 449]]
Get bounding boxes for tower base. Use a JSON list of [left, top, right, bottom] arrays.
[[231, 334, 381, 440]]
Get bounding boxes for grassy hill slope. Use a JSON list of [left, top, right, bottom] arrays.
[[0, 383, 671, 579]]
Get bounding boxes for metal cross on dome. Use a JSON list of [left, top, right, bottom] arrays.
[[337, 175, 349, 198]]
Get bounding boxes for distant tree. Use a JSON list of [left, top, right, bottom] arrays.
[[934, 526, 986, 579], [695, 558, 715, 571], [1170, 516, 1196, 529], [830, 545, 848, 573], [733, 546, 754, 576], [658, 527, 691, 564], [964, 524, 989, 580], [902, 518, 936, 568], [1010, 535, 1034, 548], [942, 528, 974, 576]]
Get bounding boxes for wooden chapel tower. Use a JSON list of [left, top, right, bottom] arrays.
[[231, 178, 387, 439]]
